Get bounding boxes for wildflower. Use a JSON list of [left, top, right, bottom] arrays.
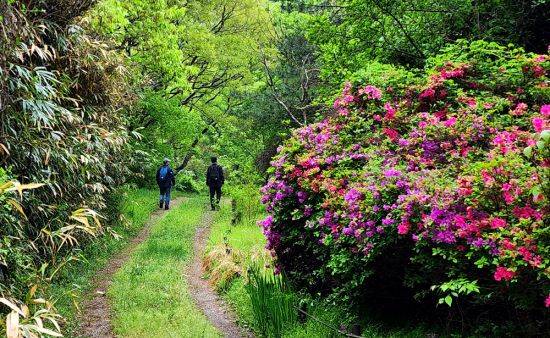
[[541, 104, 550, 117], [545, 294, 550, 308]]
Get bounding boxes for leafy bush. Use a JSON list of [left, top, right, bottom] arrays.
[[0, 168, 103, 337], [175, 170, 201, 193], [259, 41, 550, 332], [1, 1, 135, 335]]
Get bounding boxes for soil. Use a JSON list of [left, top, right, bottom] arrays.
[[76, 197, 187, 338], [185, 207, 254, 338]]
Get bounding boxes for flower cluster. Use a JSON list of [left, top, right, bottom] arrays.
[[260, 42, 550, 310]]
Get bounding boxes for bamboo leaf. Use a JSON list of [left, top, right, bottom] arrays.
[[7, 199, 27, 219], [6, 311, 19, 338], [24, 325, 62, 337], [0, 298, 25, 317]]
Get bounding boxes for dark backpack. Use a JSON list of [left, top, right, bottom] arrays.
[[209, 164, 220, 183]]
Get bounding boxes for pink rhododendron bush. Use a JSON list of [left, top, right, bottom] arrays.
[[260, 41, 550, 326]]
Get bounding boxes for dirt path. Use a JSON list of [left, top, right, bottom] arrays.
[[185, 207, 253, 338], [76, 197, 187, 338]]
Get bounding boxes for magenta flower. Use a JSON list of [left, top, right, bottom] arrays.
[[363, 85, 382, 99], [419, 88, 435, 98], [342, 228, 353, 235], [490, 218, 506, 229], [532, 117, 544, 132], [494, 266, 516, 281], [397, 221, 410, 235], [541, 104, 550, 117]]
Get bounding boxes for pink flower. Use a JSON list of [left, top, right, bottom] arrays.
[[338, 108, 349, 116], [533, 117, 544, 132], [384, 102, 396, 120], [344, 95, 354, 103], [383, 128, 399, 140], [397, 221, 410, 235], [363, 85, 382, 99], [511, 103, 528, 116], [503, 192, 514, 204], [494, 266, 516, 281], [545, 294, 550, 307], [490, 218, 506, 229], [419, 88, 435, 98], [513, 206, 537, 219], [541, 104, 550, 117]]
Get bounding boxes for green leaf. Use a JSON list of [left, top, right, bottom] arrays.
[[523, 146, 532, 157], [444, 295, 453, 307], [536, 141, 545, 150], [532, 186, 542, 198], [540, 130, 550, 141]]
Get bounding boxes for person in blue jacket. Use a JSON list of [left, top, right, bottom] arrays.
[[156, 158, 175, 210]]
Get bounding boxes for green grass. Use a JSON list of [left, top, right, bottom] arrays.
[[109, 197, 220, 337], [207, 200, 266, 253], [51, 187, 169, 336]]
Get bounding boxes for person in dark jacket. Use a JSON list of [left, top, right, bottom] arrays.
[[206, 157, 224, 210], [156, 158, 176, 210]]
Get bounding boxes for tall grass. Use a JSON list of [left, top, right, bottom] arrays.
[[245, 264, 297, 338]]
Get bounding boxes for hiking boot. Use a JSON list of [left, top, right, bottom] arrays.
[[165, 206, 169, 210], [159, 201, 164, 209]]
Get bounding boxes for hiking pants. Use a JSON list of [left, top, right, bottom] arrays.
[[159, 186, 171, 208], [209, 185, 222, 208]]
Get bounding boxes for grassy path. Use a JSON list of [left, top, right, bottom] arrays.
[[78, 197, 188, 337], [186, 203, 252, 338], [107, 197, 221, 337]]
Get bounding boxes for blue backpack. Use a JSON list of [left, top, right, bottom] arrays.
[[159, 166, 170, 183]]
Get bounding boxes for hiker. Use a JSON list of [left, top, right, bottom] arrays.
[[156, 158, 175, 210], [206, 157, 224, 210]]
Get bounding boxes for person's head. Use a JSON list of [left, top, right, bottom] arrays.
[[211, 156, 217, 164], [163, 158, 171, 166]]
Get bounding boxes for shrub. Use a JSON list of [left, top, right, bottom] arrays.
[[175, 170, 201, 193], [259, 41, 550, 331]]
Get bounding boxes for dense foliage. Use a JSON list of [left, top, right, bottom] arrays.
[[90, 0, 273, 180], [307, 0, 550, 85], [260, 41, 550, 333], [1, 1, 133, 335]]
